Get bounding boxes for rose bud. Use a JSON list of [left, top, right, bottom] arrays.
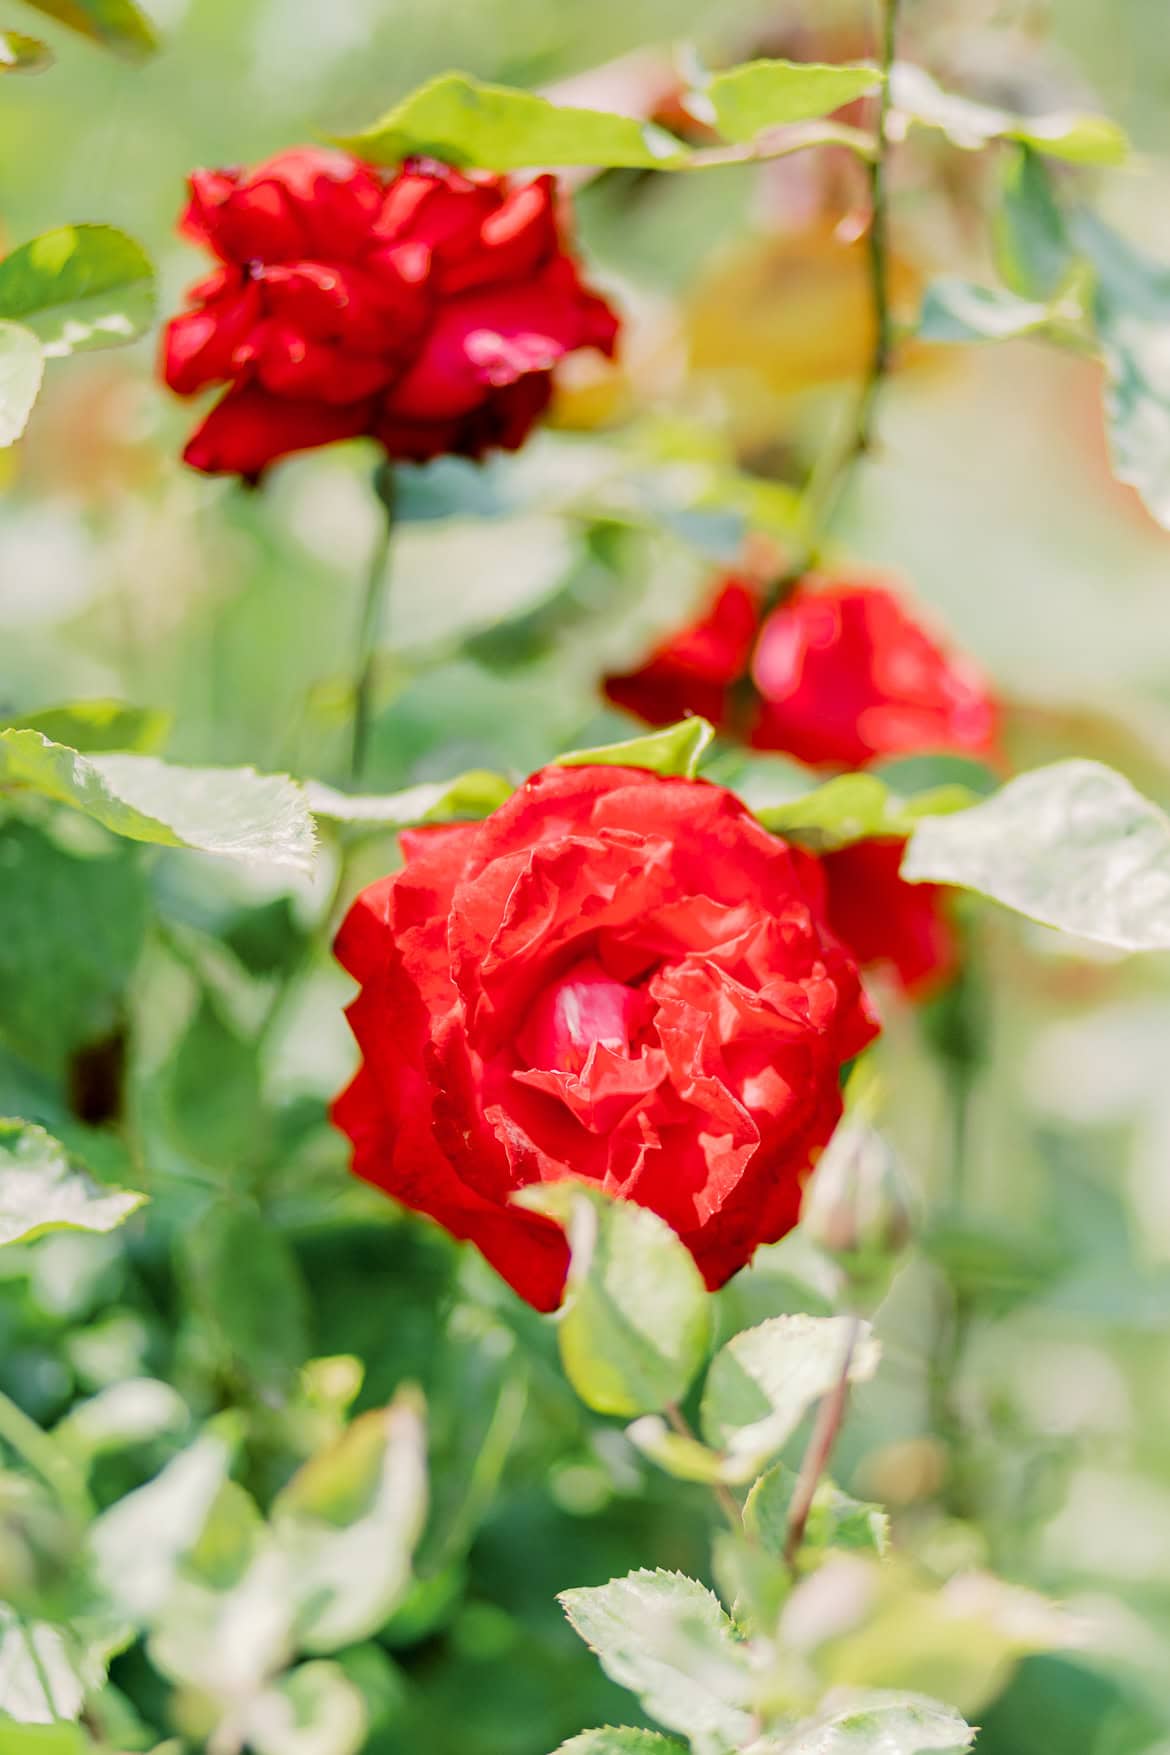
[[162, 149, 619, 479], [800, 1115, 913, 1283], [332, 763, 878, 1310]]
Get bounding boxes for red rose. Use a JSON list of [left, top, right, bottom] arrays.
[[332, 764, 877, 1310], [162, 149, 619, 478], [750, 576, 999, 769], [819, 839, 958, 999], [603, 575, 760, 731]]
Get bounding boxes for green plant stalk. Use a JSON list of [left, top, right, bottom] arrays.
[[350, 463, 396, 783], [663, 1400, 743, 1531], [0, 1386, 93, 1522]]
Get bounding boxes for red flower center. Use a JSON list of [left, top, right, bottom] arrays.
[[517, 957, 648, 1075]]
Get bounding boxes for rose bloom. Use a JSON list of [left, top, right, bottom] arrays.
[[163, 148, 619, 478], [333, 763, 877, 1310], [605, 571, 999, 996]]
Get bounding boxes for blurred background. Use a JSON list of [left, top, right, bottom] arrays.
[[4, 1, 1170, 1752]]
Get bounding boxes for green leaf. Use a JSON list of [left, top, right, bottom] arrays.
[[273, 1389, 428, 1652], [557, 717, 715, 782], [335, 71, 686, 171], [624, 1416, 729, 1485], [89, 1426, 237, 1623], [994, 149, 1074, 300], [901, 760, 1170, 951], [52, 1378, 188, 1463], [556, 1734, 684, 1754], [244, 1661, 368, 1755], [0, 321, 43, 446], [917, 277, 1061, 344], [755, 773, 974, 853], [0, 225, 153, 357], [559, 1570, 753, 1755], [0, 730, 317, 869], [0, 1608, 87, 1724], [743, 1464, 889, 1559], [183, 1202, 309, 1393], [0, 820, 147, 1072], [890, 62, 1127, 164], [700, 1315, 879, 1480], [18, 0, 156, 59], [515, 1183, 712, 1418], [0, 1120, 143, 1246], [165, 994, 263, 1170], [768, 1692, 974, 1755], [697, 59, 880, 143], [0, 1727, 89, 1754], [305, 769, 512, 830], [1, 701, 171, 754], [1074, 211, 1170, 530], [0, 31, 53, 70]]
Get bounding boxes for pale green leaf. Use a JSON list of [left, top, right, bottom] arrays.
[[901, 760, 1170, 950], [53, 1379, 188, 1463], [890, 62, 1127, 164], [556, 1733, 684, 1754], [743, 1464, 889, 1559], [755, 773, 974, 853], [625, 1415, 729, 1484], [273, 1390, 428, 1652], [0, 31, 53, 70], [0, 321, 43, 445], [560, 1571, 753, 1755], [18, 0, 156, 59], [0, 1609, 86, 1724], [305, 769, 511, 830], [917, 277, 1059, 344], [557, 717, 715, 781], [994, 148, 1074, 300], [0, 225, 154, 357], [1, 700, 171, 754], [697, 59, 880, 144], [766, 1691, 974, 1755], [0, 730, 316, 869], [515, 1183, 712, 1418], [0, 1726, 88, 1753], [245, 1661, 368, 1755], [0, 1120, 144, 1247], [700, 1316, 879, 1480], [335, 71, 686, 171]]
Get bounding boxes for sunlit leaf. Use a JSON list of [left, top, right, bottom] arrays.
[[755, 772, 974, 852], [0, 730, 316, 869], [0, 30, 53, 70], [743, 1463, 889, 1559], [700, 1315, 879, 1481], [890, 62, 1127, 164], [336, 71, 686, 171], [0, 321, 43, 445], [625, 1416, 728, 1484], [917, 277, 1061, 344], [0, 1120, 143, 1247], [515, 1183, 712, 1418], [765, 1691, 974, 1755], [0, 225, 154, 357], [245, 1660, 368, 1755], [52, 1379, 188, 1463], [694, 59, 880, 143], [902, 760, 1170, 950], [305, 770, 512, 830], [559, 1571, 753, 1755], [556, 1734, 684, 1754], [19, 0, 156, 60], [1, 701, 171, 754], [557, 717, 714, 781], [0, 1608, 87, 1724]]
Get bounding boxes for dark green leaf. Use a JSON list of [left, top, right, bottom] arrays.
[[183, 1201, 309, 1391], [336, 71, 686, 171], [994, 149, 1074, 300], [557, 717, 714, 781], [559, 1570, 753, 1754], [0, 1119, 143, 1246], [0, 30, 53, 70], [0, 730, 316, 869], [515, 1183, 711, 1418], [697, 59, 880, 143], [19, 0, 156, 59], [0, 225, 154, 356], [0, 320, 43, 445], [165, 993, 263, 1170], [902, 760, 1170, 950]]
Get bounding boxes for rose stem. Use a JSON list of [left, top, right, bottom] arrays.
[[664, 1400, 743, 1531], [782, 1313, 862, 1571], [350, 462, 396, 783]]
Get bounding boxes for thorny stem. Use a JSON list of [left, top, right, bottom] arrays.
[[664, 1400, 743, 1532], [350, 463, 396, 784], [782, 1314, 862, 1570]]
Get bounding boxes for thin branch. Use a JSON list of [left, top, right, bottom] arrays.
[[350, 464, 396, 783], [782, 1314, 862, 1570], [678, 119, 877, 172], [663, 1400, 743, 1532]]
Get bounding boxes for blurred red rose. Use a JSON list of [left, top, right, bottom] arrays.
[[819, 839, 959, 999], [162, 148, 619, 478], [333, 763, 877, 1309], [603, 575, 760, 730]]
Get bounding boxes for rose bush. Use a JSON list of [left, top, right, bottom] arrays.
[[333, 762, 877, 1309], [163, 148, 619, 477]]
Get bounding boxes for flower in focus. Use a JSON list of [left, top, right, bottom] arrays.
[[162, 148, 619, 479], [333, 763, 877, 1310]]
